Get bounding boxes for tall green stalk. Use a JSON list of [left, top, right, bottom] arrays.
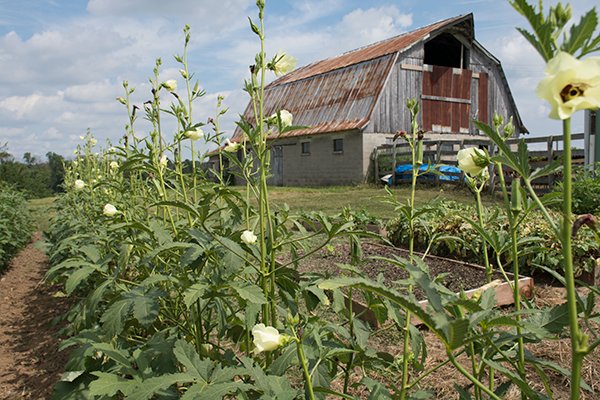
[[495, 162, 526, 386], [474, 186, 492, 283], [562, 118, 585, 400], [399, 102, 419, 400]]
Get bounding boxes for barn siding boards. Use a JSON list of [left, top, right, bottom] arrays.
[[478, 72, 489, 124], [227, 13, 525, 186]]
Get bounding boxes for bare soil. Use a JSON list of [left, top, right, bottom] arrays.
[[0, 233, 70, 400], [298, 241, 504, 299]]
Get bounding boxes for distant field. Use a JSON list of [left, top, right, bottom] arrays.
[[264, 184, 499, 219], [28, 197, 56, 232]]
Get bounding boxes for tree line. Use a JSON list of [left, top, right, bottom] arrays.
[[0, 143, 66, 198]]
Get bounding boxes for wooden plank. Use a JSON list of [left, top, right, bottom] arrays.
[[421, 95, 471, 104], [478, 72, 489, 124]]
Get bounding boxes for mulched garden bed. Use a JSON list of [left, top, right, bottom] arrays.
[[298, 240, 505, 300]]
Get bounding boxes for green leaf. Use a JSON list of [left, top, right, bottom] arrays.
[[563, 9, 598, 55], [65, 265, 97, 295], [148, 219, 172, 246], [184, 282, 209, 308], [89, 372, 138, 397], [101, 299, 133, 337], [268, 345, 298, 375], [79, 244, 101, 263], [127, 373, 195, 400], [232, 283, 267, 305], [446, 318, 470, 350], [60, 370, 85, 383], [91, 343, 134, 370], [173, 339, 210, 380], [181, 381, 250, 400], [525, 303, 570, 336], [132, 290, 161, 327]]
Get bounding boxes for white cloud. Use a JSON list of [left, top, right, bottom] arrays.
[[64, 80, 120, 103], [340, 6, 413, 45]]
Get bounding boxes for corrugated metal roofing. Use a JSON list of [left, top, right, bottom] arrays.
[[232, 14, 474, 141]]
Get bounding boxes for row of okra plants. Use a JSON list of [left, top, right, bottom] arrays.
[[47, 1, 599, 399]]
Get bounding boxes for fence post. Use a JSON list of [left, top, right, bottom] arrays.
[[373, 148, 379, 184], [392, 140, 397, 186], [547, 135, 554, 188]]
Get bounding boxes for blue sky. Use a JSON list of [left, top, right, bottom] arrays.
[[0, 0, 595, 160]]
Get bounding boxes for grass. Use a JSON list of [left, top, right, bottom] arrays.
[[28, 197, 56, 232], [265, 184, 499, 219]]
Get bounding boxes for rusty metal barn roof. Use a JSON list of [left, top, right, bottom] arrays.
[[232, 14, 473, 141]]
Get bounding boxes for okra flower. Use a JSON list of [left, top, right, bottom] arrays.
[[159, 154, 168, 169], [536, 52, 600, 120], [223, 138, 240, 152], [240, 230, 257, 244], [103, 203, 117, 217], [162, 79, 177, 91], [268, 109, 293, 129], [270, 52, 296, 77], [252, 323, 287, 354], [109, 161, 119, 170], [90, 138, 97, 147], [184, 127, 204, 141], [457, 147, 490, 177], [74, 179, 85, 190]]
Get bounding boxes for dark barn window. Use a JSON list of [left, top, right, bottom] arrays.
[[333, 138, 343, 153], [301, 141, 310, 155], [424, 33, 469, 69]]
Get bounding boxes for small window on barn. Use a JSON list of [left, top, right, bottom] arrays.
[[333, 138, 343, 153], [301, 141, 310, 155], [424, 33, 469, 69]]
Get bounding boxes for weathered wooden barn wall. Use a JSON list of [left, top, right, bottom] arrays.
[[364, 45, 423, 134], [469, 44, 520, 130], [365, 36, 521, 138]]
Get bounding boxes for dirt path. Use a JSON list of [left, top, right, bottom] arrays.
[[0, 233, 70, 400]]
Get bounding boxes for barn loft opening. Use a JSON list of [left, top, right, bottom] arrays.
[[424, 33, 469, 69]]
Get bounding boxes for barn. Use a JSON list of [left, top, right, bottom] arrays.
[[230, 13, 526, 186]]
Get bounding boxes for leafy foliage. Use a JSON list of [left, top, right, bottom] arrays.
[[386, 199, 599, 275], [0, 183, 33, 272]]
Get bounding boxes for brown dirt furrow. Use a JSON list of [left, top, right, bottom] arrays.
[[0, 232, 70, 400]]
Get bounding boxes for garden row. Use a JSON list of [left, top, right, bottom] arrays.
[[0, 183, 32, 273]]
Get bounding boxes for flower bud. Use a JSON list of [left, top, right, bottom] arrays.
[[184, 127, 204, 141], [103, 203, 117, 217], [240, 230, 257, 244], [457, 147, 491, 177], [74, 179, 85, 190], [162, 79, 177, 91], [223, 138, 240, 153]]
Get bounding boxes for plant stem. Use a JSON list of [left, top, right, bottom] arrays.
[[447, 350, 502, 400], [399, 135, 418, 400], [474, 188, 492, 283], [295, 337, 316, 400], [562, 118, 585, 400]]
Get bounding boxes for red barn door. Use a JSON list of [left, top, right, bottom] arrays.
[[422, 66, 472, 133]]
